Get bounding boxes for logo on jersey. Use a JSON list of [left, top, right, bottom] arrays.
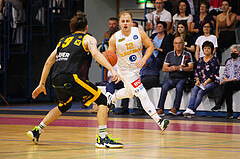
[[131, 78, 141, 88], [133, 35, 138, 40], [129, 55, 137, 62], [56, 52, 70, 61], [119, 47, 141, 57], [118, 38, 125, 42], [135, 89, 139, 93]]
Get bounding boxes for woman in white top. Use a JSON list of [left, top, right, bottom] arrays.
[[195, 21, 218, 61], [168, 0, 193, 35]]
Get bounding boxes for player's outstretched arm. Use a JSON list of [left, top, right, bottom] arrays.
[[32, 47, 57, 99], [85, 35, 120, 84]]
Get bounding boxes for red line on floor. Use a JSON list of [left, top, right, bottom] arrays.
[[1, 117, 239, 134]]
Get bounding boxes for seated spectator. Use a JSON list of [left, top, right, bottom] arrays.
[[150, 21, 173, 85], [183, 41, 220, 117], [99, 17, 119, 44], [168, 0, 193, 35], [157, 37, 194, 116], [195, 21, 218, 61], [216, 0, 237, 62], [145, 0, 172, 34], [133, 52, 160, 116], [150, 21, 173, 70], [211, 44, 240, 119], [191, 0, 214, 41], [106, 65, 129, 115], [175, 20, 195, 56]]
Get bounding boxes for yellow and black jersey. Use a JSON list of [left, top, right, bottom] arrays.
[[52, 32, 90, 79]]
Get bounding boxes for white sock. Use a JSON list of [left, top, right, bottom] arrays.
[[38, 122, 46, 134], [99, 125, 107, 138]]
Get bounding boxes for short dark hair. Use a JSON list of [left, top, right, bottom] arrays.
[[156, 21, 167, 29], [202, 41, 214, 54], [177, 20, 188, 30], [200, 0, 210, 10], [109, 17, 118, 22], [222, 0, 231, 6], [132, 21, 138, 27], [201, 20, 213, 35]]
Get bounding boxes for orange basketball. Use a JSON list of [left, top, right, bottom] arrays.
[[102, 50, 118, 66]]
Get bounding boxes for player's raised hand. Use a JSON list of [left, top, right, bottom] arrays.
[[32, 84, 47, 99]]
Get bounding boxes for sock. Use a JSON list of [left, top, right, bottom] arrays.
[[38, 122, 46, 134], [99, 125, 107, 138]]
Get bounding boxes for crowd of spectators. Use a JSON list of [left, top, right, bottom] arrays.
[[97, 0, 240, 119]]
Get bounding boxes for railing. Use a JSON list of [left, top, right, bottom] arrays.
[[0, 0, 74, 103]]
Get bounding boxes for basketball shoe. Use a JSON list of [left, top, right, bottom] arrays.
[[158, 118, 170, 131], [95, 134, 124, 148], [106, 92, 115, 110], [27, 126, 42, 145]]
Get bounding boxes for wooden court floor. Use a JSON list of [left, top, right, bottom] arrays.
[[1, 113, 240, 159]]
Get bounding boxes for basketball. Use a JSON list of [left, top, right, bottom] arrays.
[[102, 50, 118, 66]]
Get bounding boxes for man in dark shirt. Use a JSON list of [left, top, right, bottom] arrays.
[[157, 37, 194, 116]]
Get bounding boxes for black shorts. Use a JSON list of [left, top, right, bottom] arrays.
[[52, 73, 102, 106]]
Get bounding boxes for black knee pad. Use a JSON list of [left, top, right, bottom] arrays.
[[94, 93, 107, 106], [58, 100, 72, 113]]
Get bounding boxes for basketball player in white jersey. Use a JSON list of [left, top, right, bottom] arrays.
[[107, 11, 170, 131]]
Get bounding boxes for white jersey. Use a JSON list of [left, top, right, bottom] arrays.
[[115, 27, 143, 73]]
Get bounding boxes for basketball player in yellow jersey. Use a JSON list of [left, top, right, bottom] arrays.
[[107, 11, 170, 131], [27, 11, 123, 148]]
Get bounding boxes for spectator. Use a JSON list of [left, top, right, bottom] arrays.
[[132, 21, 144, 30], [168, 0, 193, 35], [175, 20, 195, 56], [145, 0, 172, 34], [107, 65, 129, 115], [98, 17, 119, 82], [151, 21, 173, 70], [183, 41, 220, 117], [150, 21, 172, 85], [211, 44, 240, 119], [191, 0, 214, 41], [157, 37, 194, 116], [195, 21, 218, 61], [99, 17, 119, 44], [216, 0, 237, 62]]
